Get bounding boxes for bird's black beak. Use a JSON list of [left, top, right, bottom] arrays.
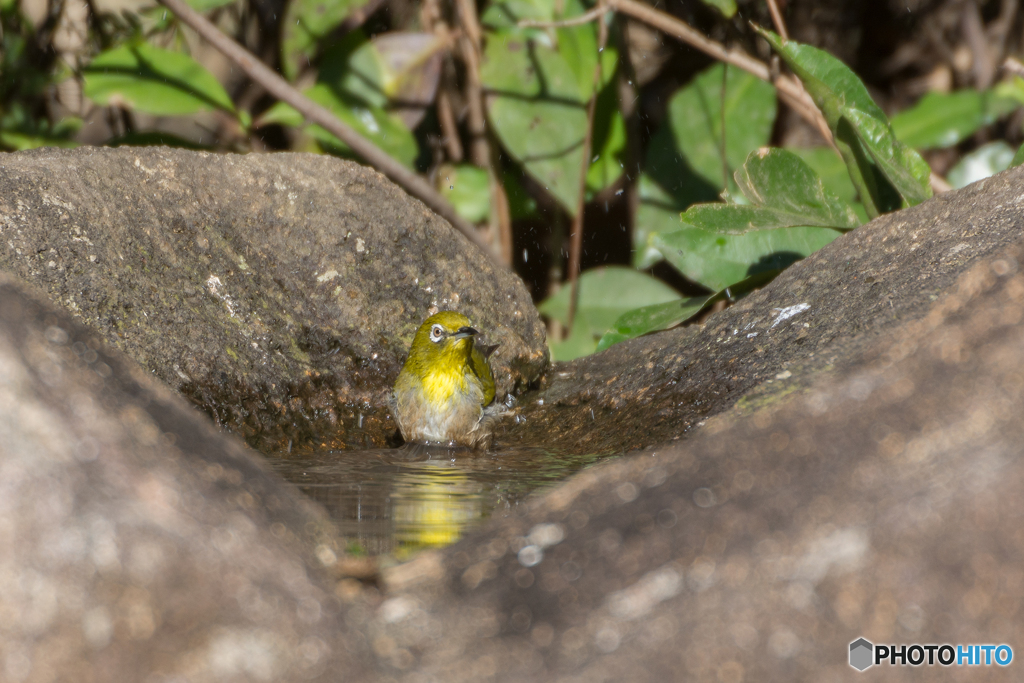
[[452, 326, 478, 339]]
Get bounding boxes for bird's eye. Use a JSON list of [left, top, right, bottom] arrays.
[[429, 324, 444, 343]]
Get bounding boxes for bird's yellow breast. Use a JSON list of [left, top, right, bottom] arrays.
[[420, 363, 474, 407]]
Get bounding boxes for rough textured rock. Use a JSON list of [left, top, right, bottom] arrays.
[[369, 230, 1024, 682], [0, 274, 375, 682], [0, 147, 547, 453], [510, 164, 1024, 454]]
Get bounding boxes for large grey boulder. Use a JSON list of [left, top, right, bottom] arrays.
[[0, 274, 375, 681], [0, 147, 547, 453], [511, 166, 1024, 454], [368, 226, 1024, 682]]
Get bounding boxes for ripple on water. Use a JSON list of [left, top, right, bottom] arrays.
[[269, 444, 605, 559]]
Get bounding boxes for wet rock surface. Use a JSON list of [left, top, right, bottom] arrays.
[[0, 274, 376, 681], [508, 165, 1024, 454], [370, 232, 1024, 682], [0, 147, 546, 453]]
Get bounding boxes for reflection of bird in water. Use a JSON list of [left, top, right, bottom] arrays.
[[269, 444, 594, 557], [391, 457, 487, 555]]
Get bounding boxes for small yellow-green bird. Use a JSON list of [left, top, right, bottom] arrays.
[[392, 311, 501, 448]]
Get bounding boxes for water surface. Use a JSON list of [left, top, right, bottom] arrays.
[[270, 445, 603, 558]]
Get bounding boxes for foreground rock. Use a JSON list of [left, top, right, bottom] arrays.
[[0, 274, 375, 681], [510, 165, 1024, 454], [0, 147, 547, 453], [370, 232, 1024, 681]]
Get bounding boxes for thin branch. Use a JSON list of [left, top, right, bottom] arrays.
[[518, 6, 608, 29], [566, 5, 608, 332], [765, 0, 788, 41], [457, 0, 513, 265], [436, 90, 464, 162], [605, 0, 834, 149], [1004, 55, 1024, 78], [155, 0, 500, 264], [930, 172, 952, 194]]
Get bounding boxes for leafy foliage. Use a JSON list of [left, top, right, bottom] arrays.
[[3, 0, 1023, 364]]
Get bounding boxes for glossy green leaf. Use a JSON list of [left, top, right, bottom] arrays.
[[1012, 141, 1024, 168], [891, 90, 1003, 150], [0, 128, 78, 150], [482, 23, 625, 213], [548, 311, 601, 361], [318, 31, 388, 108], [654, 224, 841, 292], [632, 72, 754, 268], [947, 141, 1015, 189], [281, 0, 371, 80], [758, 29, 931, 217], [539, 266, 681, 330], [679, 148, 858, 240], [597, 270, 783, 351], [733, 147, 859, 227], [83, 43, 235, 116], [258, 84, 417, 167], [540, 267, 682, 360], [698, 0, 736, 17], [439, 164, 490, 223], [666, 63, 777, 193], [843, 107, 932, 205], [185, 0, 235, 11], [789, 146, 868, 223], [596, 295, 713, 351]]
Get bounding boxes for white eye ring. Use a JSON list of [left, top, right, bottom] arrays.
[[429, 324, 445, 343]]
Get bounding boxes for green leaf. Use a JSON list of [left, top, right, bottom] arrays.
[[653, 224, 841, 292], [0, 129, 78, 150], [185, 0, 236, 11], [481, 18, 625, 213], [947, 141, 1015, 189], [666, 63, 777, 193], [632, 65, 770, 268], [596, 295, 713, 351], [788, 146, 868, 223], [758, 29, 932, 217], [539, 267, 681, 359], [731, 147, 860, 228], [439, 164, 490, 223], [107, 131, 209, 149], [891, 90, 1000, 150], [319, 31, 444, 129], [678, 148, 859, 241], [257, 84, 418, 167], [1012, 141, 1024, 169], [596, 269, 782, 351], [281, 0, 371, 81], [83, 43, 235, 116], [317, 31, 388, 108], [698, 0, 736, 17], [843, 107, 932, 205], [549, 311, 601, 361]]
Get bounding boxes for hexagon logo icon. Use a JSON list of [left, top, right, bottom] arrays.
[[850, 638, 874, 671]]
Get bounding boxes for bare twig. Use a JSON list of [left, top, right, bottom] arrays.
[[930, 172, 952, 194], [1004, 55, 1024, 78], [605, 0, 834, 148], [155, 0, 500, 264], [436, 90, 464, 161], [456, 0, 513, 264], [963, 0, 997, 88], [765, 0, 788, 41], [518, 6, 608, 29], [566, 5, 608, 332]]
